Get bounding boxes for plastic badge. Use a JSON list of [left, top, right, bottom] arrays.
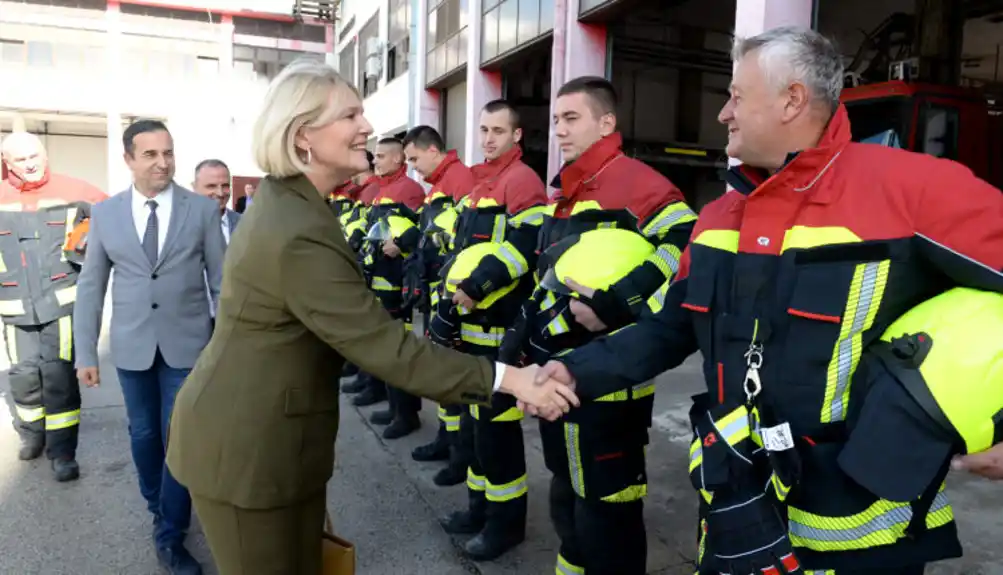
[[759, 422, 795, 452]]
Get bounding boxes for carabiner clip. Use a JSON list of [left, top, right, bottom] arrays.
[[744, 367, 762, 403]]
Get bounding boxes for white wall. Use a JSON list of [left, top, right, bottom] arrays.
[[444, 81, 468, 161], [43, 135, 110, 192]]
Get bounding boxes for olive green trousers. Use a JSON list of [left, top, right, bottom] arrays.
[[193, 491, 327, 575]]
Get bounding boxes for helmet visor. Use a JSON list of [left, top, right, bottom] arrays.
[[365, 220, 392, 242]]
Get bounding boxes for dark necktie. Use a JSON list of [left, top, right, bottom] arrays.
[[143, 200, 159, 266]]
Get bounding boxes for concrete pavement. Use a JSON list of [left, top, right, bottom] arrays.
[[1, 350, 1002, 574]]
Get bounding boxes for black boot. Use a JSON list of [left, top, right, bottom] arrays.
[[441, 489, 486, 534], [433, 464, 467, 486], [341, 377, 366, 394], [412, 423, 450, 462], [352, 384, 387, 407], [52, 457, 80, 482], [18, 438, 44, 461], [463, 498, 527, 561], [370, 409, 394, 425], [341, 361, 360, 378], [383, 414, 420, 439]]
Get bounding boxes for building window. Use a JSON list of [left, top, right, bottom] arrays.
[[482, 0, 552, 64], [233, 45, 322, 82], [340, 39, 357, 87], [358, 14, 381, 98], [387, 0, 410, 82], [426, 0, 467, 84], [26, 41, 54, 67], [579, 0, 611, 15]]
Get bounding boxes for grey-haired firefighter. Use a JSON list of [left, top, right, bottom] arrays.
[[399, 125, 478, 485], [1, 129, 108, 482], [498, 76, 697, 575], [436, 98, 549, 561]]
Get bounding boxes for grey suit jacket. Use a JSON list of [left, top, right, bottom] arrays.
[[73, 185, 227, 371], [224, 208, 241, 237]]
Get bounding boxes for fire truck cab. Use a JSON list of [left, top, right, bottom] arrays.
[[842, 80, 1003, 189]]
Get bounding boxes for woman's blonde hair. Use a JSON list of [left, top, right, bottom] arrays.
[[251, 58, 359, 178]]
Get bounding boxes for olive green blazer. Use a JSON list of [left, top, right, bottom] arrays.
[[166, 175, 493, 510]]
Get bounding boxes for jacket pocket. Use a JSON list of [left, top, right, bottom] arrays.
[[783, 263, 850, 393], [681, 264, 716, 362]]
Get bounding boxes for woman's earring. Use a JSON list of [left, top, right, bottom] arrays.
[[306, 148, 313, 165]]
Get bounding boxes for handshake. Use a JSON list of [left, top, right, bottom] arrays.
[[497, 361, 579, 421]]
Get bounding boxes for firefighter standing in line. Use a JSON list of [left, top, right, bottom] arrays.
[[438, 99, 549, 561], [327, 177, 361, 218], [499, 77, 697, 575], [340, 150, 378, 386], [532, 27, 1003, 575], [0, 128, 107, 482], [353, 137, 427, 440], [400, 125, 478, 486]]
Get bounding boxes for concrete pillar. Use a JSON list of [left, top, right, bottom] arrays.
[[411, 0, 441, 131], [105, 0, 126, 193], [220, 15, 237, 207], [464, 0, 502, 165], [324, 23, 336, 67], [547, 0, 607, 186], [734, 0, 814, 39]]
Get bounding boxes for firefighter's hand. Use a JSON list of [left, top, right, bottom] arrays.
[[565, 278, 607, 332], [953, 444, 1003, 480], [452, 288, 477, 310], [518, 361, 578, 420], [500, 364, 578, 421], [78, 367, 100, 388], [382, 240, 401, 258]]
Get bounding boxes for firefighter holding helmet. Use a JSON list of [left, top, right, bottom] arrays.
[[0, 122, 107, 482]]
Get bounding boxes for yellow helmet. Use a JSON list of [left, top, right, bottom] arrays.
[[877, 287, 1003, 455], [426, 208, 458, 249], [365, 214, 415, 242], [441, 242, 518, 312], [539, 228, 655, 296]]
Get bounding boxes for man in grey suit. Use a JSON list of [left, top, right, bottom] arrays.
[[191, 158, 239, 324], [73, 120, 224, 575]]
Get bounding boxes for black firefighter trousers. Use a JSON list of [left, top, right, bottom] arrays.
[[3, 317, 80, 459], [373, 289, 421, 419]]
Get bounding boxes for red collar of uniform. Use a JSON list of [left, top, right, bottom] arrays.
[[472, 145, 522, 184], [331, 180, 359, 199], [555, 133, 623, 201], [425, 151, 460, 186], [726, 105, 852, 203], [7, 167, 51, 192], [376, 164, 407, 186]]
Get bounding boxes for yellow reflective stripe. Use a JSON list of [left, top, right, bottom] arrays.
[[469, 404, 480, 420], [646, 244, 682, 280], [466, 468, 486, 492], [820, 260, 890, 423], [780, 225, 862, 253], [4, 324, 17, 364], [540, 290, 558, 311], [646, 280, 669, 314], [58, 315, 72, 361], [15, 403, 44, 422], [709, 405, 751, 447], [789, 491, 953, 552], [545, 313, 571, 337], [508, 205, 547, 227], [595, 381, 654, 403], [600, 484, 647, 502], [55, 285, 77, 306], [490, 406, 523, 422], [459, 324, 505, 347], [692, 229, 739, 253], [370, 276, 399, 292], [0, 299, 25, 316], [490, 214, 507, 243], [641, 202, 697, 238], [485, 474, 528, 502], [564, 422, 586, 498], [772, 472, 791, 502], [45, 408, 80, 430], [556, 553, 584, 575], [697, 519, 707, 565], [496, 241, 529, 278], [689, 437, 702, 473], [804, 571, 837, 575]]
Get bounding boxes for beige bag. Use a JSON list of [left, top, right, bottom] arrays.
[[322, 511, 356, 575]]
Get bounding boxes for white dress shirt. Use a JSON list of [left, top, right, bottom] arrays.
[[221, 213, 231, 245], [131, 184, 174, 253]]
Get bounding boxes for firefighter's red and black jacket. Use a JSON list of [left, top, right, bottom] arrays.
[[0, 169, 108, 326], [359, 166, 426, 300], [345, 175, 380, 252], [541, 132, 697, 330], [327, 179, 360, 217], [450, 145, 548, 303], [555, 105, 1003, 570]]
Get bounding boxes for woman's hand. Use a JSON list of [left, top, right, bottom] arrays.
[[498, 364, 579, 421]]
